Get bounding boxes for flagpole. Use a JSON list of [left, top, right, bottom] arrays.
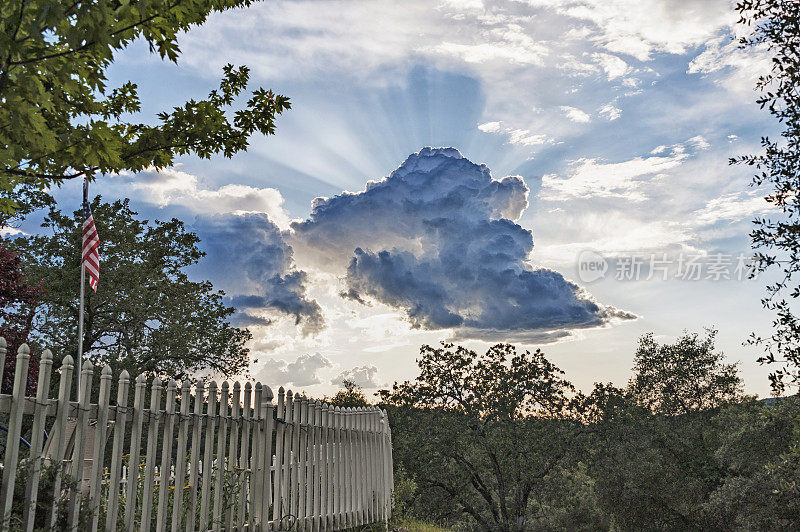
[[76, 180, 87, 400]]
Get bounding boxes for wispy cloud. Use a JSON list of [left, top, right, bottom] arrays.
[[561, 106, 591, 123]]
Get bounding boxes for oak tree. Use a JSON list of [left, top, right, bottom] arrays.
[[15, 197, 251, 380]]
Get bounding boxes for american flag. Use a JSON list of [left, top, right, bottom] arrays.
[[82, 181, 100, 292]]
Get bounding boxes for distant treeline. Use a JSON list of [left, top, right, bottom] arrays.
[[367, 332, 800, 531]]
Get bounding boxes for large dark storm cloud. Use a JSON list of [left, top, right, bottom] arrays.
[[191, 213, 324, 335], [293, 147, 632, 339]]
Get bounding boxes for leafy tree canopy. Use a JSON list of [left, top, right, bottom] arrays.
[[628, 329, 742, 415], [0, 0, 289, 213], [383, 342, 574, 421], [13, 197, 251, 380], [327, 379, 369, 408], [380, 343, 580, 532]]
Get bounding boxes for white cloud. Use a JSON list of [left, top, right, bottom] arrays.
[[592, 52, 631, 80], [552, 0, 735, 61], [259, 352, 333, 387], [478, 121, 502, 132], [598, 103, 621, 120], [331, 365, 380, 388], [129, 166, 292, 230], [478, 120, 552, 146], [169, 0, 740, 154], [688, 35, 770, 94], [541, 136, 711, 202], [694, 191, 773, 225], [560, 106, 591, 123], [542, 152, 684, 202]]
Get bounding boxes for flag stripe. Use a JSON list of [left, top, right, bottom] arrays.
[[82, 199, 100, 292]]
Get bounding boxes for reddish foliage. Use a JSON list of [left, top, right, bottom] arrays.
[[0, 244, 44, 394]]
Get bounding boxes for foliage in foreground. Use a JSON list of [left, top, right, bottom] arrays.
[[733, 0, 800, 393], [0, 0, 289, 215]]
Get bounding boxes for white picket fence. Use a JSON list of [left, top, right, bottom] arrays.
[[0, 339, 394, 531]]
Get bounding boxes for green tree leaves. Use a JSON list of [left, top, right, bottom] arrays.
[[733, 0, 800, 393], [0, 0, 289, 213], [629, 329, 742, 415], [14, 197, 251, 380]]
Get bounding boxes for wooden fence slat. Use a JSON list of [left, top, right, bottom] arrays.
[[333, 406, 342, 530], [366, 409, 375, 525], [156, 380, 177, 531], [316, 401, 330, 530], [375, 409, 382, 520], [140, 378, 163, 531], [106, 370, 131, 532], [236, 382, 251, 529], [296, 395, 307, 530], [315, 401, 324, 532], [371, 409, 379, 521], [260, 387, 275, 528], [186, 380, 205, 532], [382, 410, 392, 524], [0, 337, 6, 395], [364, 410, 372, 524], [0, 344, 31, 529], [325, 404, 335, 531], [366, 409, 374, 524], [199, 380, 218, 531], [365, 409, 372, 525], [290, 391, 302, 525], [304, 396, 315, 531], [88, 365, 112, 532], [124, 374, 147, 532], [354, 409, 364, 526], [23, 349, 54, 532], [271, 387, 286, 527], [212, 381, 229, 531], [226, 381, 241, 531], [48, 355, 75, 529], [376, 410, 385, 523], [384, 411, 394, 523], [251, 384, 263, 527], [352, 408, 361, 527], [343, 408, 353, 529], [248, 383, 263, 527], [345, 408, 354, 528], [283, 390, 295, 526], [170, 380, 191, 532], [69, 359, 94, 530]]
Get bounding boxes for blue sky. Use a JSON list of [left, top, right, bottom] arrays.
[[31, 0, 783, 396]]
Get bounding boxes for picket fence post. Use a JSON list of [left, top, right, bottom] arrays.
[[23, 349, 53, 532], [0, 344, 30, 528]]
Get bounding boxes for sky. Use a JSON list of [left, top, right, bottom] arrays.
[[30, 0, 784, 397]]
